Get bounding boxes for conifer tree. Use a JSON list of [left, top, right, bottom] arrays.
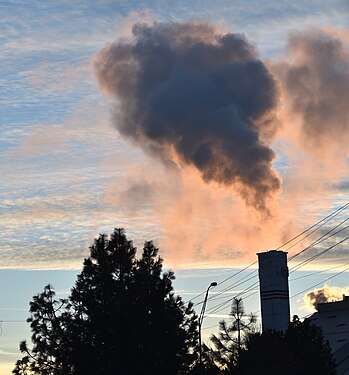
[[238, 315, 337, 375], [210, 297, 256, 372], [13, 228, 198, 375]]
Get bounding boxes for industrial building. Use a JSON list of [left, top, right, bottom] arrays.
[[257, 250, 349, 374], [309, 297, 349, 375]]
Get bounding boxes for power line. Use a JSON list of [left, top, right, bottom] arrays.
[[205, 262, 349, 331], [288, 218, 349, 261], [189, 262, 258, 304], [203, 276, 259, 313], [202, 323, 221, 331], [290, 264, 349, 301], [215, 262, 258, 288], [200, 217, 349, 315], [205, 280, 259, 317], [233, 257, 349, 308], [290, 235, 349, 273], [280, 202, 349, 251], [187, 202, 349, 326], [201, 233, 349, 328], [291, 261, 349, 281], [194, 270, 258, 307], [210, 202, 349, 299]]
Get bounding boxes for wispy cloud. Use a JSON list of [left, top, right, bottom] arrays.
[[1, 4, 348, 270]]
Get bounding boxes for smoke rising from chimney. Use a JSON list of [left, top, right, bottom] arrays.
[[304, 285, 349, 311], [94, 21, 349, 263], [95, 21, 281, 213]]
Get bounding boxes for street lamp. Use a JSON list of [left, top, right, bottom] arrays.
[[198, 281, 217, 365]]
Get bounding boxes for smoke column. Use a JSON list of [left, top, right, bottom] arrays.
[[273, 28, 349, 166], [95, 21, 281, 213], [304, 285, 349, 311], [95, 21, 349, 264]]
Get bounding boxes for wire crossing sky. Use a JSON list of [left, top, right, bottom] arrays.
[[0, 1, 349, 373]]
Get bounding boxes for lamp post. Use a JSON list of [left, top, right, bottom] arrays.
[[198, 281, 217, 365]]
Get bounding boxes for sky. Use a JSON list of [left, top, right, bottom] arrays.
[[1, 0, 349, 373]]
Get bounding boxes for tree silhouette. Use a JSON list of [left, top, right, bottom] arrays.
[[13, 284, 72, 374], [206, 312, 336, 375], [210, 297, 256, 372], [189, 344, 222, 375], [13, 228, 198, 375], [238, 315, 337, 375], [67, 230, 138, 374], [285, 315, 336, 375]]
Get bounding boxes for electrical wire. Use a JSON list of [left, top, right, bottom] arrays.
[[187, 202, 349, 329], [291, 261, 349, 281], [280, 202, 349, 251], [233, 257, 349, 309], [205, 280, 259, 317], [202, 234, 349, 324], [200, 219, 349, 316], [194, 270, 258, 307], [290, 264, 349, 301], [189, 261, 258, 304], [290, 235, 349, 273], [288, 218, 349, 261]]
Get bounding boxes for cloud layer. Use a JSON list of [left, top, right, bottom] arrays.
[[2, 12, 349, 269]]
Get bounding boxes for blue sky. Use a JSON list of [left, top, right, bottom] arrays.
[[1, 0, 349, 372]]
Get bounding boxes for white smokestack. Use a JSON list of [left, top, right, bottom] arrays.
[[258, 250, 290, 332]]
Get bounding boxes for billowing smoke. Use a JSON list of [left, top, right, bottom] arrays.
[[95, 21, 280, 213], [304, 285, 349, 311], [273, 28, 349, 161]]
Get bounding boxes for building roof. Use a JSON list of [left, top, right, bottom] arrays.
[[309, 295, 349, 354]]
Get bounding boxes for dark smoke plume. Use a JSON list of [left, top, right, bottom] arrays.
[[95, 21, 280, 212], [274, 28, 349, 153]]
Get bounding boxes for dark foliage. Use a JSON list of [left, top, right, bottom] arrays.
[[13, 228, 198, 375], [195, 344, 224, 375], [13, 229, 337, 375], [238, 315, 337, 375], [210, 297, 256, 372]]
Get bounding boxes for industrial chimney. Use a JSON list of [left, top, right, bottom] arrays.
[[258, 250, 290, 332]]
